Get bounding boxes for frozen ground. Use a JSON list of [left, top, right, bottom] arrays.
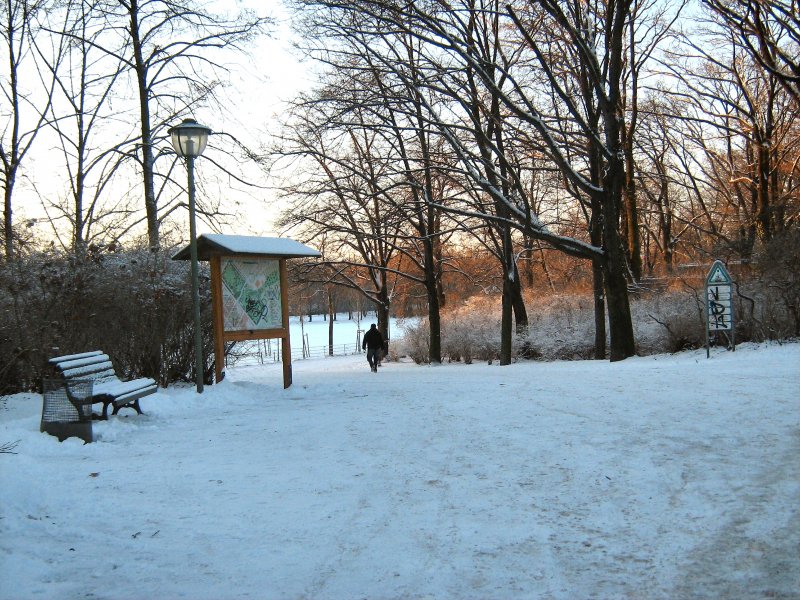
[[0, 336, 798, 599]]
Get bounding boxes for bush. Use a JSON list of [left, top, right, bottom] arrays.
[[518, 295, 598, 360], [0, 247, 213, 394], [440, 297, 502, 363], [752, 231, 800, 338], [397, 317, 430, 364], [632, 292, 707, 353]]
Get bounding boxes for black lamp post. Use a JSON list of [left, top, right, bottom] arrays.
[[168, 118, 211, 393]]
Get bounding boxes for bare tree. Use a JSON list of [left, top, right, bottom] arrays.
[[88, 0, 271, 251], [1, 0, 60, 259], [281, 7, 466, 362], [455, 0, 530, 364], [392, 0, 641, 359], [664, 10, 800, 259], [369, 32, 453, 363], [38, 0, 134, 254], [702, 0, 800, 103], [284, 0, 653, 360], [636, 96, 682, 272], [619, 0, 687, 281], [275, 90, 406, 342]]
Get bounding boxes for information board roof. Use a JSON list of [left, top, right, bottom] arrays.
[[172, 234, 322, 261]]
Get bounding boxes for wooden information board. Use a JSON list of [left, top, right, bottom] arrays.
[[172, 234, 320, 389]]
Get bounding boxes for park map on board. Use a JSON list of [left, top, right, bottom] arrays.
[[221, 259, 282, 331]]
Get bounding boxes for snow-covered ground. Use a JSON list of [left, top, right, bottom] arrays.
[[1, 321, 798, 599]]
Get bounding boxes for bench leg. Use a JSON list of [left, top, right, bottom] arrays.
[[111, 399, 144, 417]]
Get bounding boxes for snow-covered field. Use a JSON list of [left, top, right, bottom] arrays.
[[1, 321, 798, 599], [230, 315, 405, 364]]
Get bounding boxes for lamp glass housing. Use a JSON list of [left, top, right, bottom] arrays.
[[169, 118, 211, 158]]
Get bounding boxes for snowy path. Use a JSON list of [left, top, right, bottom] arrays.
[[1, 343, 798, 599]]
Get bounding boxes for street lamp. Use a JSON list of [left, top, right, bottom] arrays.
[[169, 118, 212, 393]]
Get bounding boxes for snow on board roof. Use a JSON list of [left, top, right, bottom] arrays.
[[172, 234, 321, 261]]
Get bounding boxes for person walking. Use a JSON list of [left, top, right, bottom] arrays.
[[362, 323, 385, 373]]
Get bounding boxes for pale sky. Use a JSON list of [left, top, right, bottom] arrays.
[[198, 0, 313, 238]]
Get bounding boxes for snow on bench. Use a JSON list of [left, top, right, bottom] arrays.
[[49, 350, 157, 419]]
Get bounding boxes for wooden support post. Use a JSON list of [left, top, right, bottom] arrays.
[[280, 258, 292, 388], [210, 256, 226, 383]]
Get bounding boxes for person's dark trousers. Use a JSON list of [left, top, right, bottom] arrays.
[[367, 348, 380, 372]]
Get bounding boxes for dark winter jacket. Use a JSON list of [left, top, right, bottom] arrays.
[[362, 326, 385, 350]]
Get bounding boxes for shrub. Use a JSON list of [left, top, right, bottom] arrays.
[[440, 297, 502, 363], [752, 231, 800, 338], [0, 247, 213, 394], [397, 317, 430, 364], [632, 292, 706, 353], [518, 295, 597, 360]]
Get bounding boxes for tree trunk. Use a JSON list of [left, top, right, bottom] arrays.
[[423, 237, 442, 363], [3, 176, 15, 260], [622, 153, 642, 282], [600, 148, 635, 360], [434, 232, 446, 309], [500, 273, 513, 365], [601, 0, 636, 361], [621, 35, 642, 283], [128, 0, 159, 251], [590, 199, 607, 359], [498, 222, 517, 365], [3, 15, 20, 260], [511, 273, 528, 335], [523, 236, 535, 287], [508, 246, 529, 340], [376, 284, 391, 350], [602, 198, 636, 361], [592, 258, 607, 359], [756, 142, 772, 243]]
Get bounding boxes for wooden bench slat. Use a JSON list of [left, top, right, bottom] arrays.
[[60, 364, 116, 380], [52, 354, 110, 369], [112, 384, 158, 405], [95, 378, 156, 397], [48, 350, 105, 364]]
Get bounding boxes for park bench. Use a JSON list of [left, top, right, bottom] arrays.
[[48, 351, 157, 419]]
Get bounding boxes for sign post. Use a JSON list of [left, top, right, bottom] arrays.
[[705, 260, 735, 358]]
